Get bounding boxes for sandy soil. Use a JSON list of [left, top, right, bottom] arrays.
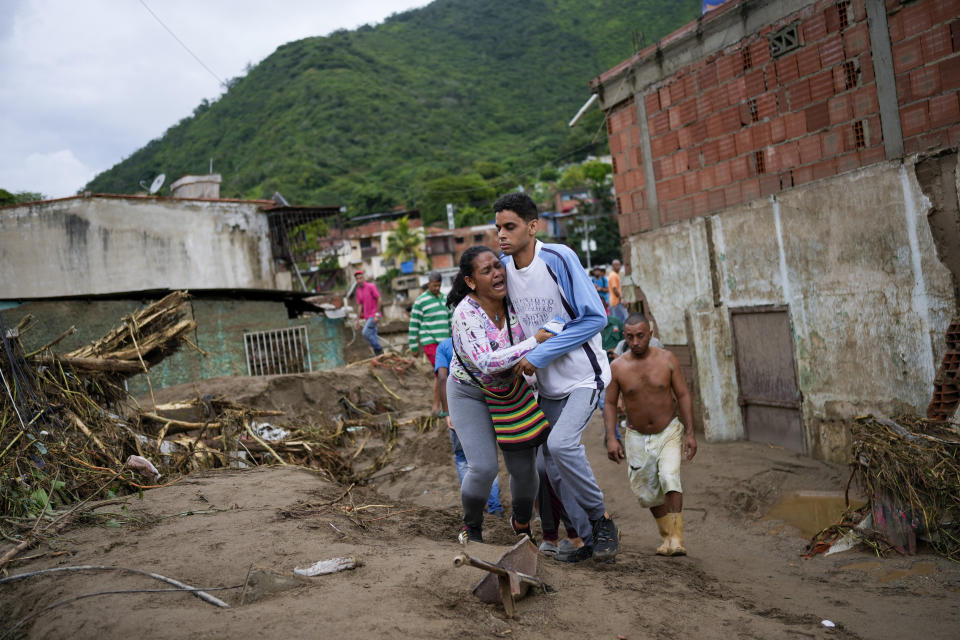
[[2, 361, 959, 640]]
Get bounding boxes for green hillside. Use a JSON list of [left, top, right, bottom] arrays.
[[85, 0, 700, 224]]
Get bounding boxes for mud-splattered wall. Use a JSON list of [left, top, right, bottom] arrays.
[[0, 195, 277, 297], [625, 158, 956, 461]]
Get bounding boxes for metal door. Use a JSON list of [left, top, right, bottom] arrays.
[[730, 307, 804, 453]]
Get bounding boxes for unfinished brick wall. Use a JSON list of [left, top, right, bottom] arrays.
[[888, 0, 960, 153], [606, 0, 960, 237]]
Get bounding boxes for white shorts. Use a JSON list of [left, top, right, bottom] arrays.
[[623, 417, 683, 508]]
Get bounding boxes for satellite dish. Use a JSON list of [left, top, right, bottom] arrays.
[[149, 173, 166, 194]]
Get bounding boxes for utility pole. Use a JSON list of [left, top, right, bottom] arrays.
[[583, 210, 592, 269]]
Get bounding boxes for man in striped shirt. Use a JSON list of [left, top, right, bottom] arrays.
[[408, 271, 452, 414]]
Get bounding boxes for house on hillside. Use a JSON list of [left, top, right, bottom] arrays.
[[539, 211, 581, 241], [337, 211, 427, 279], [425, 224, 501, 270], [555, 187, 593, 213], [0, 184, 348, 391], [591, 0, 960, 461]]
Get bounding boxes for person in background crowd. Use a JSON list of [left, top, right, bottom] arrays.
[[590, 266, 610, 311], [354, 270, 383, 356], [409, 271, 452, 415], [608, 259, 628, 323]]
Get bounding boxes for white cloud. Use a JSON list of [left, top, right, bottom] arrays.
[[0, 0, 433, 199], [0, 150, 96, 198]]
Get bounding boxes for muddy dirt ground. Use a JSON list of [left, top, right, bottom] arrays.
[[2, 357, 958, 639]]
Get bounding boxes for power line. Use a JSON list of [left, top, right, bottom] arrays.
[[139, 0, 225, 87]]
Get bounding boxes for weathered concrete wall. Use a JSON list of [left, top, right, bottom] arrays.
[[133, 299, 345, 395], [0, 298, 346, 395], [625, 158, 955, 460], [0, 195, 277, 297]]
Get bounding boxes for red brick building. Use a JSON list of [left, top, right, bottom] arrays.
[[592, 0, 960, 460], [598, 0, 959, 234]]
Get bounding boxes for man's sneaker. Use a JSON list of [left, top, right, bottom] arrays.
[[591, 515, 620, 562], [558, 544, 593, 563], [557, 538, 576, 555], [458, 524, 482, 544], [538, 540, 559, 558]]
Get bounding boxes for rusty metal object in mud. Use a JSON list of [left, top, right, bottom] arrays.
[[453, 538, 553, 618]]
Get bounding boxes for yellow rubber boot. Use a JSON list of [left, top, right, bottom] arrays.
[[655, 515, 672, 555], [655, 513, 687, 556], [667, 513, 686, 555]]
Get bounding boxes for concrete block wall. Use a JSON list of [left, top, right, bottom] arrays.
[[604, 0, 960, 238], [622, 159, 955, 458]]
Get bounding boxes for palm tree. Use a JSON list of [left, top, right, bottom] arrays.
[[382, 216, 426, 267]]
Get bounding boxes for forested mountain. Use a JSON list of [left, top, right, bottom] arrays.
[[85, 0, 700, 224]]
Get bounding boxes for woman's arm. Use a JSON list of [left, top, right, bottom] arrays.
[[452, 305, 539, 375]]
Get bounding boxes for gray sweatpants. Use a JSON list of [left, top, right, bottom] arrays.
[[540, 387, 606, 546], [446, 377, 539, 532]]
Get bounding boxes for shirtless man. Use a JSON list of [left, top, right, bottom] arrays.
[[603, 313, 697, 556]]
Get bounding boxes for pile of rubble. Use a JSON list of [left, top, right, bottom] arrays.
[[0, 292, 433, 569], [807, 415, 960, 560]]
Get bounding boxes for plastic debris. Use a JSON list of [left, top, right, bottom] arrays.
[[821, 620, 836, 628], [293, 556, 360, 577], [125, 455, 161, 483], [251, 421, 289, 442]]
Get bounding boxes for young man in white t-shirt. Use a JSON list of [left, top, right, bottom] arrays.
[[494, 192, 619, 563]]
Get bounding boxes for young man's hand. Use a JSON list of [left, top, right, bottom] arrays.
[[684, 431, 698, 461]]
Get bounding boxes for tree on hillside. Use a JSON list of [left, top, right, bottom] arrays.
[[383, 216, 426, 267], [557, 165, 587, 189], [417, 174, 497, 226], [0, 189, 46, 205], [455, 204, 493, 227], [564, 160, 619, 266]]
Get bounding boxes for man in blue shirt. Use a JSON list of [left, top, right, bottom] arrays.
[[591, 266, 610, 310]]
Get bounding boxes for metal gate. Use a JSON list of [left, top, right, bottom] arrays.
[[244, 326, 311, 376], [730, 307, 804, 453]]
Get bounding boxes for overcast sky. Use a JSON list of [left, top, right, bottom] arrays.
[[0, 0, 434, 198]]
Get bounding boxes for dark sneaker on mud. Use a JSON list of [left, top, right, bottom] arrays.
[[558, 544, 594, 563], [458, 524, 482, 544], [591, 515, 620, 562]]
